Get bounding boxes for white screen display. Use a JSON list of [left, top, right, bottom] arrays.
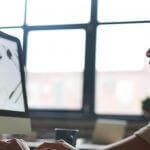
[[0, 37, 25, 112]]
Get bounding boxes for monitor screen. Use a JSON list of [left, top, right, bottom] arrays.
[[0, 31, 31, 135]]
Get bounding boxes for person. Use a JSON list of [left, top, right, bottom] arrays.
[[0, 49, 150, 150], [105, 124, 150, 150]]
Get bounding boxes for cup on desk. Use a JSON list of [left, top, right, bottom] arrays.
[[54, 128, 79, 146]]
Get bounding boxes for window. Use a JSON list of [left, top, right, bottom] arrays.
[[0, 0, 25, 27], [95, 24, 150, 115], [26, 0, 91, 25], [25, 0, 91, 111], [95, 0, 150, 115], [98, 0, 150, 22], [1, 0, 150, 118], [27, 29, 85, 109]]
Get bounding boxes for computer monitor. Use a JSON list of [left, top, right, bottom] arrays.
[[0, 31, 31, 135]]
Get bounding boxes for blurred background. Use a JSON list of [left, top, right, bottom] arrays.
[[0, 0, 150, 141]]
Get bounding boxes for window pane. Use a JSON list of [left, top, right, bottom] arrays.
[[0, 0, 25, 27], [95, 24, 150, 115], [27, 29, 86, 110], [98, 0, 150, 22], [26, 0, 91, 25], [96, 24, 149, 71]]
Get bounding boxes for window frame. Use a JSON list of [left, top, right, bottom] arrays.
[[0, 0, 147, 121], [23, 0, 97, 118]]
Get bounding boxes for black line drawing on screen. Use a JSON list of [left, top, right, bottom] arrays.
[[0, 52, 2, 59], [15, 92, 22, 103], [0, 45, 22, 104], [2, 45, 18, 69], [9, 81, 21, 100]]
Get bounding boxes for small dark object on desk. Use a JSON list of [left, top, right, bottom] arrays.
[[55, 128, 79, 147]]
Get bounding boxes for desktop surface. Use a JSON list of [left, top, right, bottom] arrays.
[[27, 138, 107, 150]]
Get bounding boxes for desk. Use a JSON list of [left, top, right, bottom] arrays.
[[27, 140, 107, 150], [77, 143, 106, 150]]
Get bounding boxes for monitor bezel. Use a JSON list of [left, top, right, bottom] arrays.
[[0, 31, 29, 118]]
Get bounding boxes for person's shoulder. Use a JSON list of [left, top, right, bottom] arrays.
[[134, 123, 150, 145]]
